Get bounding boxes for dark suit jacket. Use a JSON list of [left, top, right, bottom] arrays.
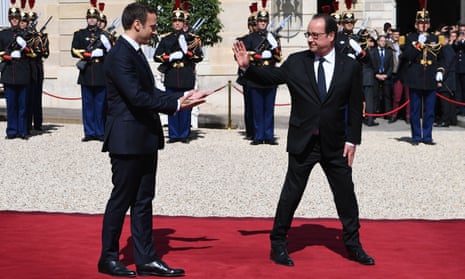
[[438, 44, 456, 93], [103, 36, 183, 154], [244, 49, 363, 155], [369, 47, 393, 83]]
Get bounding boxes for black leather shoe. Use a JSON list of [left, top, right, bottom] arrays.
[[410, 141, 420, 146], [346, 247, 375, 265], [167, 138, 179, 144], [250, 140, 264, 145], [388, 117, 397, 123], [366, 121, 379, 127], [423, 141, 436, 145], [181, 138, 189, 144], [98, 260, 136, 277], [136, 260, 185, 277], [270, 247, 294, 266], [434, 122, 449, 128], [264, 139, 278, 145], [5, 135, 16, 139], [82, 136, 93, 142]]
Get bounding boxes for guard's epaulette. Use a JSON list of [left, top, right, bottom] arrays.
[[160, 32, 173, 38]]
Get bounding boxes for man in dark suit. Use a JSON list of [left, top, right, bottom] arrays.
[[370, 35, 394, 120], [233, 13, 374, 266], [98, 3, 209, 277]]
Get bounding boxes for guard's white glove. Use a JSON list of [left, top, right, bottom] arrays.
[[16, 36, 27, 50], [418, 33, 427, 44], [91, 48, 104, 58], [266, 32, 278, 49], [10, 50, 21, 58], [100, 34, 111, 52], [349, 39, 362, 55], [261, 50, 272, 59], [169, 51, 183, 61], [178, 34, 188, 54], [435, 72, 443, 82]]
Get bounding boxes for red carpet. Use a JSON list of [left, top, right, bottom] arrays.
[[1, 211, 464, 279]]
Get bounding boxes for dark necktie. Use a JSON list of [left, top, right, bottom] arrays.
[[137, 48, 154, 84], [379, 48, 384, 73], [317, 57, 326, 101], [138, 48, 150, 68]]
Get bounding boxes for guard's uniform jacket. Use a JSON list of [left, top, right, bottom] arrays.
[[335, 30, 369, 63], [236, 30, 282, 88], [29, 28, 50, 84], [0, 27, 31, 85], [401, 32, 444, 90], [154, 31, 203, 90], [71, 26, 107, 86]]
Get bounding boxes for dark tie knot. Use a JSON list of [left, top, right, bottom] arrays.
[[319, 57, 325, 64]]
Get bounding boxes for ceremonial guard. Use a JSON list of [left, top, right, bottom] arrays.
[[401, 6, 444, 145], [154, 1, 203, 143], [236, 0, 282, 145], [335, 9, 368, 62], [236, 2, 258, 140], [26, 2, 50, 132], [71, 3, 112, 142], [0, 6, 32, 139]]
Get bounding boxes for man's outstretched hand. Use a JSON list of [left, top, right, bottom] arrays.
[[179, 90, 213, 110], [232, 41, 250, 69]]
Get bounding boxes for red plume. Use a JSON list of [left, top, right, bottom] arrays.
[[28, 0, 35, 9], [90, 0, 97, 7], [261, 0, 267, 9], [10, 0, 16, 5], [321, 5, 331, 15], [333, 1, 339, 11], [20, 0, 26, 9], [98, 2, 105, 12], [419, 0, 426, 9], [251, 2, 258, 12], [183, 1, 190, 11], [345, 0, 352, 10], [174, 0, 181, 10]]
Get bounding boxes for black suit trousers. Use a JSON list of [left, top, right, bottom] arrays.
[[100, 153, 158, 265], [270, 137, 361, 249]]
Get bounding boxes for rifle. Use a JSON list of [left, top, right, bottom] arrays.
[[107, 16, 121, 33], [39, 16, 53, 34], [254, 15, 290, 54], [191, 18, 206, 33]]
